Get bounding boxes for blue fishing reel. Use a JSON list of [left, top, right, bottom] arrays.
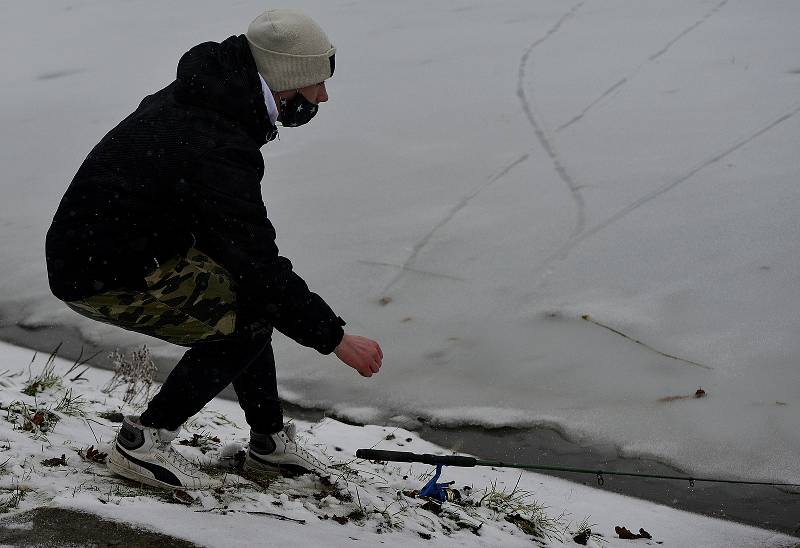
[[419, 464, 460, 502]]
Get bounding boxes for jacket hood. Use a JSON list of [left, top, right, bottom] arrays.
[[175, 35, 274, 146]]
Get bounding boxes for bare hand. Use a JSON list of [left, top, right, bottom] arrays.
[[334, 333, 383, 377]]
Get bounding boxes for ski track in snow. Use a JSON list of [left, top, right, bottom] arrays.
[[517, 1, 587, 241], [531, 102, 800, 281], [381, 1, 589, 297], [379, 153, 529, 295], [557, 0, 729, 132]]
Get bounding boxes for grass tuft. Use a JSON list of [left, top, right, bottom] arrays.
[[3, 400, 59, 441], [572, 516, 607, 545], [53, 388, 88, 417], [475, 476, 565, 540], [22, 344, 64, 396]]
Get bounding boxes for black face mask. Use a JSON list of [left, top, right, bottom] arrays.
[[278, 92, 319, 127]]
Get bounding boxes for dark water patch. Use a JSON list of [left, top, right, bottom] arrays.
[[0, 323, 120, 370], [0, 322, 179, 381], [415, 425, 800, 538]]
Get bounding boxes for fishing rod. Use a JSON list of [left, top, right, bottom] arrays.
[[355, 449, 800, 501]]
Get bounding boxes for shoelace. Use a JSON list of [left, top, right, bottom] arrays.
[[279, 431, 330, 470], [156, 440, 202, 475]]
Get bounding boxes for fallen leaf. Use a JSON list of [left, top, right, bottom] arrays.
[[42, 454, 67, 467], [172, 489, 195, 505], [616, 526, 637, 539], [80, 445, 108, 464], [615, 525, 653, 540]]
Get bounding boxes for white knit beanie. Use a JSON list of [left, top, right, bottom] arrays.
[[246, 9, 336, 92]]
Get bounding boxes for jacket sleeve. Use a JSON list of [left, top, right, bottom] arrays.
[[180, 145, 345, 354]]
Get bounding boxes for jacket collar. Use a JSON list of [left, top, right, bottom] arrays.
[[174, 35, 278, 146]]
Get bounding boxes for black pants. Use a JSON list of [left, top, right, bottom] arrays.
[[65, 247, 283, 434], [140, 336, 283, 434]]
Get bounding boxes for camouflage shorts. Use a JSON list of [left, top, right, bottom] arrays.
[[66, 248, 237, 346]]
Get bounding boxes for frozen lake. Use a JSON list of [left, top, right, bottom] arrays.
[[2, 0, 799, 490]]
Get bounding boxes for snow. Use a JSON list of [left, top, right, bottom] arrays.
[[0, 341, 797, 547], [2, 0, 800, 498]]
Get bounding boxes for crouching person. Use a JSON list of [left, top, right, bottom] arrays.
[[44, 9, 383, 490]]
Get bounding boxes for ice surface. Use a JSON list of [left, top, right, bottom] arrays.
[[2, 0, 799, 484]]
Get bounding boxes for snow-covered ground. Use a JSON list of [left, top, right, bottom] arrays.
[[2, 0, 799, 493], [0, 341, 797, 547]]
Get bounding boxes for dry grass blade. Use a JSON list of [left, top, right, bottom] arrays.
[[103, 346, 157, 405], [64, 346, 102, 380]]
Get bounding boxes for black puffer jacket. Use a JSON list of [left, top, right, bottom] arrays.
[[46, 35, 344, 354]]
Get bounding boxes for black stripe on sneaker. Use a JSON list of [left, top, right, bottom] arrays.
[[116, 445, 182, 487]]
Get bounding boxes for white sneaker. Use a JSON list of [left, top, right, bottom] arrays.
[[107, 416, 220, 490], [245, 423, 333, 478]]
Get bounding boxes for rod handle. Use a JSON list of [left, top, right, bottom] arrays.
[[356, 449, 477, 467]]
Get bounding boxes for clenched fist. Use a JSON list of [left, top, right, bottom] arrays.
[[334, 333, 383, 377]]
